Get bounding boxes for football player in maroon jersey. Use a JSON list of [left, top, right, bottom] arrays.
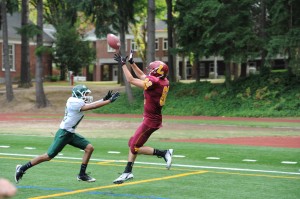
[[113, 50, 173, 184]]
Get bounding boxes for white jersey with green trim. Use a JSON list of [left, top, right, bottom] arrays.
[[59, 97, 85, 133]]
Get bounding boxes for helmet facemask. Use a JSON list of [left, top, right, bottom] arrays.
[[82, 92, 93, 103]]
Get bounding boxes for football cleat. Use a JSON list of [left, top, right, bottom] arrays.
[[113, 172, 134, 184], [77, 173, 96, 182], [15, 164, 25, 183], [164, 149, 174, 170]]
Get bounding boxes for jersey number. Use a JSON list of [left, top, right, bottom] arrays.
[[160, 86, 169, 106]]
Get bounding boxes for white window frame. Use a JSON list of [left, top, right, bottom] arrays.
[[131, 39, 138, 51], [2, 44, 15, 71], [155, 39, 159, 51], [163, 38, 168, 50]]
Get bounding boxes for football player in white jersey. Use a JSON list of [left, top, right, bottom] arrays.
[[15, 85, 120, 183]]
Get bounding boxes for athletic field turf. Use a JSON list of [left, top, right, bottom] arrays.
[[0, 113, 299, 199]]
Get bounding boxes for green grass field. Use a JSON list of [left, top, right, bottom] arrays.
[[0, 116, 300, 199]]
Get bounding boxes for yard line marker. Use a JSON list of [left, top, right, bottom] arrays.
[[281, 161, 297, 164], [173, 155, 185, 158], [0, 145, 10, 148], [24, 147, 36, 150], [1, 152, 299, 175], [107, 151, 120, 154], [206, 157, 220, 160], [242, 159, 257, 162], [28, 171, 207, 199]]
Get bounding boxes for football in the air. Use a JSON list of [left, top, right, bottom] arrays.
[[107, 33, 120, 50]]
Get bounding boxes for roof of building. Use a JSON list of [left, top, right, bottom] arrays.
[[0, 12, 54, 44]]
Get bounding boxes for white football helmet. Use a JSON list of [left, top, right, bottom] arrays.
[[72, 85, 93, 103]]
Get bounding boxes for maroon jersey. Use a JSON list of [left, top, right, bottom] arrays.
[[142, 75, 169, 128]]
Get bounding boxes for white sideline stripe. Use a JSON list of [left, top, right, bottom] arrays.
[[0, 146, 10, 148], [1, 152, 299, 176]]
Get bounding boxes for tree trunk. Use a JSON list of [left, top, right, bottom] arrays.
[[166, 0, 175, 82], [182, 54, 186, 80], [35, 0, 48, 108], [1, 1, 14, 102], [118, 3, 133, 103], [19, 0, 32, 88], [146, 0, 155, 66], [193, 55, 200, 82], [259, 0, 267, 72], [225, 62, 232, 89]]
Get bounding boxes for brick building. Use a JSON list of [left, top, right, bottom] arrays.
[[0, 12, 54, 83]]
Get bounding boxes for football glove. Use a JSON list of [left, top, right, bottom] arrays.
[[128, 49, 134, 64], [114, 53, 127, 66], [109, 91, 120, 103], [103, 90, 113, 101]]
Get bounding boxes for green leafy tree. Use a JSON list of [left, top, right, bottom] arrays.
[[81, 0, 136, 102], [267, 0, 300, 78], [53, 23, 95, 80], [175, 0, 259, 85], [130, 0, 167, 72], [43, 0, 81, 28]]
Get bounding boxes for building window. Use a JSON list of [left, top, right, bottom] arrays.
[[107, 44, 116, 52], [131, 39, 138, 51], [2, 44, 15, 71], [163, 38, 168, 50], [200, 63, 205, 77], [107, 41, 127, 52], [155, 39, 159, 51], [209, 63, 214, 72], [248, 61, 256, 68]]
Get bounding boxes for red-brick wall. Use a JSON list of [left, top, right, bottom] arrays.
[[0, 43, 52, 82]]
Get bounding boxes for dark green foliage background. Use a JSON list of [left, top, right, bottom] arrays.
[[95, 71, 300, 117]]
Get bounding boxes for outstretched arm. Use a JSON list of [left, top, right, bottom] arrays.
[[114, 53, 144, 89], [128, 50, 146, 80], [81, 91, 120, 111], [122, 64, 144, 89]]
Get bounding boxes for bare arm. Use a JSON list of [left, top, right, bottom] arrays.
[[122, 64, 144, 89], [80, 99, 111, 111], [130, 62, 146, 80], [80, 91, 120, 111]]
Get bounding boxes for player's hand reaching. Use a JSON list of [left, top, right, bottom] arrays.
[[109, 91, 120, 103], [128, 49, 134, 64], [114, 53, 127, 66], [103, 90, 113, 101]]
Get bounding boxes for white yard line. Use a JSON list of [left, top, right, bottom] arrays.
[[1, 152, 299, 175]]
